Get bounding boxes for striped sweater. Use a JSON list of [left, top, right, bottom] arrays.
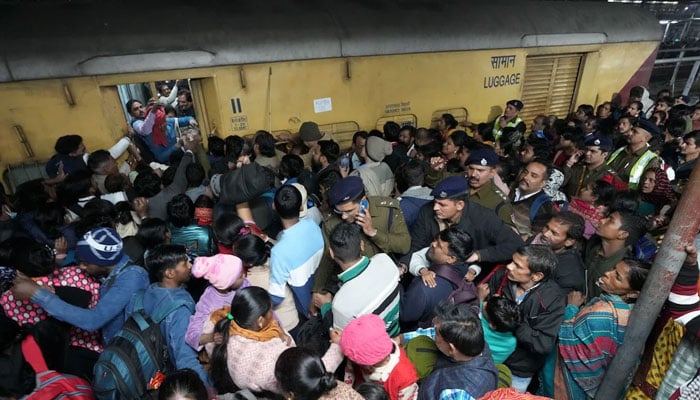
[[557, 294, 633, 398], [666, 259, 700, 336]]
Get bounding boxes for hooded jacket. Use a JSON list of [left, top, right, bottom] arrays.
[[418, 346, 498, 400]]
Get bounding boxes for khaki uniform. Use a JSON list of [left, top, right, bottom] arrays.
[[470, 181, 512, 225], [313, 196, 411, 292], [562, 163, 620, 199]]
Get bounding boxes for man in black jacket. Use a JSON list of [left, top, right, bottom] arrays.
[[529, 211, 586, 294], [403, 176, 523, 274], [481, 245, 565, 393]]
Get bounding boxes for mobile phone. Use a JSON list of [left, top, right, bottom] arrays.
[[339, 153, 350, 169], [359, 199, 369, 216]]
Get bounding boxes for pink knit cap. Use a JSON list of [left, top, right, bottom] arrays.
[[340, 314, 393, 366], [192, 254, 243, 290]]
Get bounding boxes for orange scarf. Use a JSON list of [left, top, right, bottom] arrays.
[[210, 306, 283, 342]]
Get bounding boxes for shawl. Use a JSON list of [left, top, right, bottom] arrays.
[[210, 306, 283, 342], [145, 105, 168, 147]]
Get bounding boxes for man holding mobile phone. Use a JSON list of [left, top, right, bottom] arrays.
[[311, 176, 411, 311]]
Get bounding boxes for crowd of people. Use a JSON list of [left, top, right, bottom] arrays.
[[2, 85, 700, 400]]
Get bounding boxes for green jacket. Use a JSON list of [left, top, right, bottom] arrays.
[[313, 196, 410, 292]]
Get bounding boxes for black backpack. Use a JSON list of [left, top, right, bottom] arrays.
[[93, 290, 193, 400]]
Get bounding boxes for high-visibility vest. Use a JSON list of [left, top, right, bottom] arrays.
[[607, 147, 658, 189], [493, 117, 523, 141]]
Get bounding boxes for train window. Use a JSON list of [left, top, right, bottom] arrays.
[[520, 54, 583, 125], [430, 108, 468, 130], [376, 115, 417, 131], [244, 130, 293, 153], [318, 121, 360, 151]]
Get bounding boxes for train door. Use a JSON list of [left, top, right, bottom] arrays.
[[188, 78, 221, 137], [115, 78, 217, 134], [519, 54, 583, 125]]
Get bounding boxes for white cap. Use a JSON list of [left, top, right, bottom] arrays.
[[291, 183, 308, 218]]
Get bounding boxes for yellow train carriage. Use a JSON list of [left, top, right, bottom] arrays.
[[0, 0, 661, 190]]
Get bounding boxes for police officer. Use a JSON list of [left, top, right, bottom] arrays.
[[312, 176, 410, 293], [493, 99, 526, 141], [465, 147, 512, 225], [606, 119, 660, 189], [406, 176, 523, 270], [562, 134, 627, 199]]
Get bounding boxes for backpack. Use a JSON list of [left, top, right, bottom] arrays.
[[92, 290, 193, 400], [21, 334, 94, 400], [428, 264, 479, 309], [529, 193, 552, 223]]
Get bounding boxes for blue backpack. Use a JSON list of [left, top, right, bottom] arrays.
[[93, 290, 193, 400]]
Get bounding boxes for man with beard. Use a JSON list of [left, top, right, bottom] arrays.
[[466, 147, 512, 225], [529, 212, 586, 294], [400, 226, 474, 329], [509, 160, 554, 240], [311, 140, 342, 184]]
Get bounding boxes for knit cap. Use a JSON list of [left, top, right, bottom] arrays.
[[75, 227, 124, 267], [365, 136, 393, 162], [340, 314, 393, 366], [299, 121, 323, 142], [192, 254, 244, 290]]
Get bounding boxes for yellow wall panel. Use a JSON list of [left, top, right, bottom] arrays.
[[0, 41, 659, 170]]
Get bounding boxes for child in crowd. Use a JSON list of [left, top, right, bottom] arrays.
[[124, 244, 211, 387], [480, 296, 520, 364], [185, 254, 249, 352], [402, 296, 519, 367], [340, 314, 419, 400], [568, 178, 615, 239]]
